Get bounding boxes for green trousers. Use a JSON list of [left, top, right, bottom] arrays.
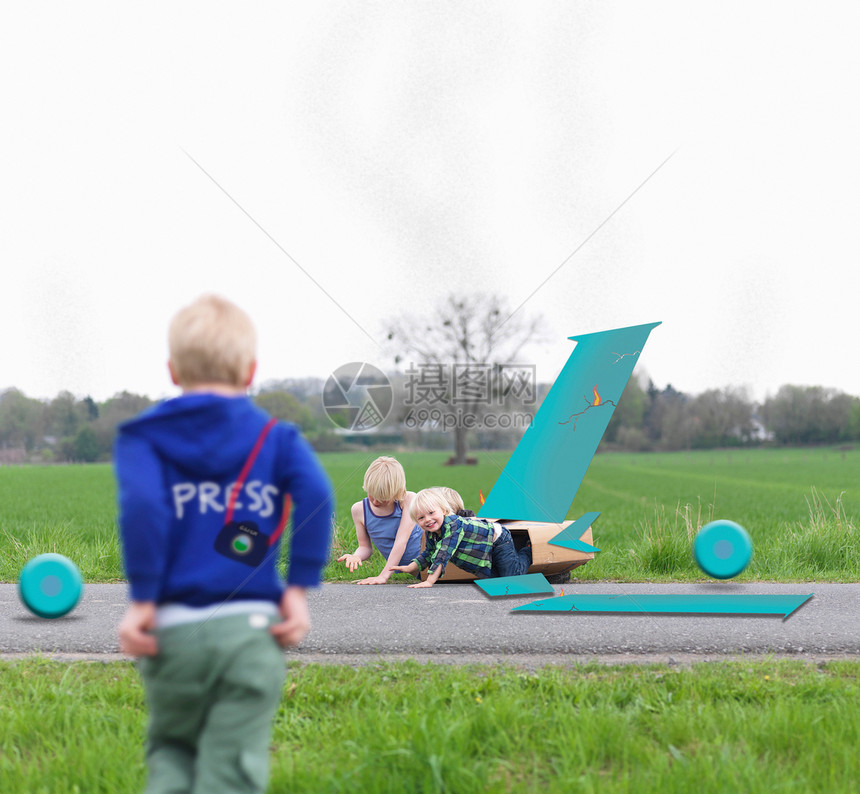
[[138, 613, 286, 794]]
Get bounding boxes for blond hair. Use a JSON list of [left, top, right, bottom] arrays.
[[168, 294, 257, 388], [431, 487, 465, 513], [362, 456, 407, 502], [409, 488, 453, 521]]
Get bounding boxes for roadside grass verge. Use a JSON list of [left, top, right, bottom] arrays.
[[624, 487, 860, 582], [628, 497, 712, 577], [2, 446, 860, 582], [777, 489, 860, 576], [1, 657, 858, 793], [0, 465, 123, 582]]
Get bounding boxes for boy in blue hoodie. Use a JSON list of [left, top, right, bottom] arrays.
[[115, 294, 333, 794]]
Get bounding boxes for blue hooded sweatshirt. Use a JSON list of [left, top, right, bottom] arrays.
[[114, 393, 334, 607]]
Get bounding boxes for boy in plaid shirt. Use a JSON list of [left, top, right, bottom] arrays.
[[391, 488, 531, 587]]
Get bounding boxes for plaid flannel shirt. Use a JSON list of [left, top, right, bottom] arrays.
[[411, 514, 494, 578]]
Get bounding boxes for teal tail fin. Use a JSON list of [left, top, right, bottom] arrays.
[[478, 321, 660, 523]]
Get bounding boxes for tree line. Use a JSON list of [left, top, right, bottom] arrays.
[[0, 384, 335, 463], [2, 377, 859, 464], [604, 380, 860, 451]]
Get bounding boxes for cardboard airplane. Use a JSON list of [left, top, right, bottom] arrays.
[[422, 321, 660, 583]]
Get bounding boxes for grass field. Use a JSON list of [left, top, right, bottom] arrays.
[[1, 446, 859, 583], [1, 657, 858, 793], [2, 449, 858, 792]]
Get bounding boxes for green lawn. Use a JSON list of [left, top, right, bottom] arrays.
[[1, 446, 859, 583], [1, 657, 858, 793]]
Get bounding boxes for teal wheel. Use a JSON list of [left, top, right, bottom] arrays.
[[694, 521, 753, 580], [19, 553, 84, 619]]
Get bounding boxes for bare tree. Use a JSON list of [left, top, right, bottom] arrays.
[[385, 293, 546, 463]]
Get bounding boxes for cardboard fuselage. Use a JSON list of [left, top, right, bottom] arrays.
[[418, 519, 595, 582]]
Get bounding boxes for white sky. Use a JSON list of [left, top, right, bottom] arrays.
[[2, 2, 859, 404]]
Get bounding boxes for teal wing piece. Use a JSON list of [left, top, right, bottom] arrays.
[[549, 512, 601, 553], [512, 593, 814, 617], [474, 573, 555, 597]]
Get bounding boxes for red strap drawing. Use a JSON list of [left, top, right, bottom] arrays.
[[224, 418, 277, 525], [215, 418, 292, 566]]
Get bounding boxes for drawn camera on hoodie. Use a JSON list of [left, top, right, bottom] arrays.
[[214, 520, 270, 567]]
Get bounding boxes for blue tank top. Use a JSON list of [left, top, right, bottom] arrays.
[[363, 498, 422, 565]]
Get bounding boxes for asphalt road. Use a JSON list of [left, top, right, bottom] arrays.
[[1, 581, 857, 666]]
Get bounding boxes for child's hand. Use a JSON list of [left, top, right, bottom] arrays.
[[271, 586, 311, 648], [337, 553, 364, 571], [407, 581, 433, 588], [118, 601, 158, 657], [388, 564, 410, 572], [337, 554, 364, 572], [355, 575, 388, 585]]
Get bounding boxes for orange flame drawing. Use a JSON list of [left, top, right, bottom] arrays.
[[478, 489, 486, 506], [591, 385, 602, 406], [559, 588, 565, 597]]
